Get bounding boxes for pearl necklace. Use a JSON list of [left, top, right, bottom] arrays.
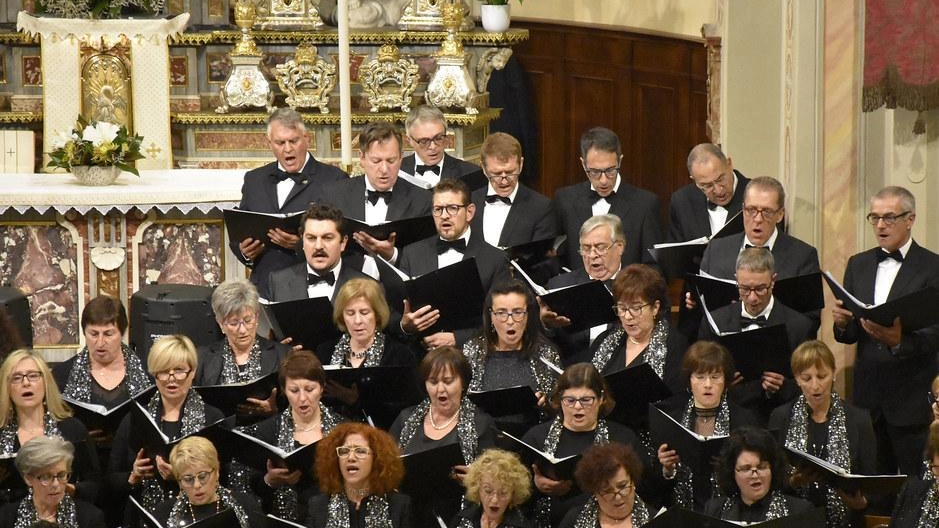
[[627, 336, 645, 345], [429, 407, 458, 430], [189, 497, 220, 523]]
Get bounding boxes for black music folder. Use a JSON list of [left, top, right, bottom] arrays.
[[0, 453, 24, 491], [467, 385, 538, 417], [323, 364, 422, 426], [266, 514, 306, 528], [223, 209, 302, 245], [645, 506, 826, 528], [499, 430, 580, 481], [194, 372, 278, 418], [262, 296, 341, 351], [685, 273, 738, 310], [823, 271, 939, 330], [129, 402, 228, 462], [512, 261, 617, 333], [687, 272, 825, 314], [648, 405, 727, 476], [343, 216, 437, 248], [647, 212, 744, 280], [131, 495, 240, 528], [400, 442, 465, 500], [784, 446, 906, 495], [504, 235, 566, 286], [63, 385, 156, 435], [376, 257, 485, 334], [226, 429, 317, 476], [604, 363, 672, 427]]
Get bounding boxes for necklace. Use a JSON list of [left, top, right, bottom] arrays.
[[349, 348, 367, 361], [295, 420, 320, 433], [601, 506, 634, 522], [627, 336, 644, 345], [429, 407, 458, 430], [189, 497, 220, 523]]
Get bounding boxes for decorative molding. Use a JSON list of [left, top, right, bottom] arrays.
[[170, 108, 501, 125], [166, 28, 530, 46], [0, 111, 43, 123]]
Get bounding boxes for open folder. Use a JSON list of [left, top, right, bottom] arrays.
[[604, 363, 672, 427], [399, 442, 465, 501], [129, 402, 229, 462], [194, 372, 279, 418], [467, 385, 538, 417], [504, 235, 566, 286], [823, 271, 939, 330], [687, 272, 825, 314], [261, 296, 340, 351], [225, 429, 318, 477], [343, 216, 437, 248], [648, 404, 727, 476], [323, 364, 422, 428], [644, 505, 825, 528], [784, 446, 906, 495], [222, 208, 302, 246], [512, 261, 617, 332], [499, 430, 581, 481], [647, 211, 744, 279], [700, 297, 792, 379], [63, 385, 156, 435], [130, 495, 239, 528]]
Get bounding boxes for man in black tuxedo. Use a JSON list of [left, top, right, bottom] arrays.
[[399, 105, 484, 189], [669, 143, 749, 243], [698, 247, 814, 422], [398, 178, 510, 349], [313, 121, 431, 276], [540, 214, 625, 365], [469, 131, 557, 248], [268, 203, 370, 303], [232, 108, 348, 299], [554, 126, 663, 271], [832, 186, 939, 475]]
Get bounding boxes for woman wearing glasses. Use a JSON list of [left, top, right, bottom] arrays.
[[559, 442, 652, 528], [307, 422, 411, 528], [194, 279, 291, 422], [153, 436, 263, 528], [390, 346, 497, 527], [108, 335, 226, 516], [705, 427, 812, 522], [655, 342, 759, 511], [521, 363, 641, 528], [462, 280, 560, 435], [0, 436, 105, 528], [767, 341, 874, 527], [0, 350, 101, 504]]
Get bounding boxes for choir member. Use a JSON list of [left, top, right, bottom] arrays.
[[889, 422, 939, 528], [307, 422, 411, 528], [453, 449, 532, 528], [400, 105, 482, 187], [560, 442, 654, 528]]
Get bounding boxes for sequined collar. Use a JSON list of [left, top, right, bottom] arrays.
[[220, 337, 263, 383], [13, 489, 78, 528], [0, 413, 61, 455], [167, 486, 250, 528], [325, 493, 393, 528], [330, 332, 385, 368], [62, 343, 152, 402], [591, 318, 670, 378], [463, 335, 560, 396], [571, 495, 651, 528], [397, 398, 479, 464]]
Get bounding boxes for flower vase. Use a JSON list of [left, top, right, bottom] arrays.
[[71, 165, 122, 186], [480, 4, 511, 33]]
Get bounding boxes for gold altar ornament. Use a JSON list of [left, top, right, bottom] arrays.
[[273, 42, 336, 113], [424, 1, 479, 114], [255, 0, 324, 30], [398, 0, 473, 31], [217, 0, 274, 113], [359, 43, 420, 113]]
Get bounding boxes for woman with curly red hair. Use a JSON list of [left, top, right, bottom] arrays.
[[307, 422, 411, 528]]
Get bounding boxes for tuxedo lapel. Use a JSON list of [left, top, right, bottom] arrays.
[[855, 250, 879, 303], [689, 193, 712, 238], [282, 156, 317, 207], [888, 242, 923, 300]]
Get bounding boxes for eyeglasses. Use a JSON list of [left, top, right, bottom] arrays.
[[431, 204, 467, 217], [410, 133, 447, 148], [560, 396, 597, 408], [578, 242, 617, 256], [491, 309, 527, 322], [336, 446, 372, 458], [33, 471, 70, 486], [927, 392, 939, 406], [743, 206, 781, 219], [486, 171, 520, 182], [613, 303, 649, 317], [599, 480, 634, 499], [583, 165, 619, 179], [10, 371, 42, 385], [155, 368, 192, 382], [179, 469, 214, 488], [695, 172, 731, 193], [737, 284, 771, 296], [480, 487, 511, 499], [223, 316, 257, 330], [734, 463, 771, 476], [866, 211, 911, 226]]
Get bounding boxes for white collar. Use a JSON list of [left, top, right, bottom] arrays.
[[485, 181, 519, 202], [741, 295, 775, 320], [744, 227, 779, 250]]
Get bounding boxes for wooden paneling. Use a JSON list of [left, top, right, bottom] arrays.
[[512, 22, 709, 225]]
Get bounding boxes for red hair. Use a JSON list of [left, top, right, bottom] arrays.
[[315, 422, 404, 495]]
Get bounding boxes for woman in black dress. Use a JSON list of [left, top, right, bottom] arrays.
[[452, 448, 532, 528], [560, 442, 654, 528]]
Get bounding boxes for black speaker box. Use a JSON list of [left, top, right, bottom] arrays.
[[0, 287, 32, 348], [129, 284, 221, 362]]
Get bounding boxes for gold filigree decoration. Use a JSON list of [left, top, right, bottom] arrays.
[[398, 0, 473, 32], [167, 28, 530, 46], [273, 42, 336, 113], [254, 0, 324, 30], [359, 43, 420, 113], [170, 108, 501, 126], [425, 1, 478, 114], [81, 51, 132, 128], [0, 112, 43, 123], [217, 0, 274, 113]]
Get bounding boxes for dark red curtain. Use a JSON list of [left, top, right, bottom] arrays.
[[863, 0, 939, 121]]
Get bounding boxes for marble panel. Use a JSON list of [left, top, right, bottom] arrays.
[[194, 131, 270, 151], [137, 221, 223, 287]]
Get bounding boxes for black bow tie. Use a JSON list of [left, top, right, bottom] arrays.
[[744, 244, 769, 250], [707, 200, 720, 211], [273, 169, 303, 184], [877, 249, 904, 263], [591, 190, 614, 204], [486, 194, 512, 205], [436, 238, 467, 255], [307, 271, 335, 286], [416, 164, 441, 175], [740, 315, 767, 327], [366, 190, 392, 205]]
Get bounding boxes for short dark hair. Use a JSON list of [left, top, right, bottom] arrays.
[[299, 202, 345, 235], [358, 121, 402, 153], [574, 442, 643, 494], [745, 176, 786, 210], [579, 127, 621, 158], [81, 295, 128, 333], [686, 143, 728, 174], [482, 280, 544, 358], [612, 264, 668, 322], [433, 178, 471, 205], [278, 349, 326, 390], [681, 341, 735, 387], [714, 426, 788, 497], [420, 346, 472, 395], [550, 362, 614, 416]]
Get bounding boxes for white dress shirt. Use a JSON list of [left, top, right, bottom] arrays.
[[481, 182, 519, 248], [590, 174, 621, 216], [874, 237, 912, 305]]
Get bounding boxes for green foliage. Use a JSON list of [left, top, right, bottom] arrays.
[[46, 116, 146, 177], [35, 0, 164, 19]]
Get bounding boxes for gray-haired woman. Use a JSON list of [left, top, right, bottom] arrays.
[[0, 436, 106, 528]]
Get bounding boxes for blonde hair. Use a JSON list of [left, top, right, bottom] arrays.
[[147, 334, 198, 375], [464, 449, 532, 507], [169, 436, 219, 479], [332, 278, 390, 332], [0, 349, 72, 427], [790, 340, 836, 377]]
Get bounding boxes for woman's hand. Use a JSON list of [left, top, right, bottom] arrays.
[[535, 391, 548, 408], [837, 488, 868, 510], [532, 464, 572, 496], [657, 443, 680, 476], [325, 380, 359, 406], [129, 449, 155, 485], [264, 459, 301, 487], [155, 455, 175, 482], [243, 387, 278, 416], [451, 464, 469, 483], [279, 336, 303, 352]]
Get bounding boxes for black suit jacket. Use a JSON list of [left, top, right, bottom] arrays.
[[554, 180, 663, 270], [267, 259, 372, 304], [193, 336, 291, 386], [401, 152, 481, 179], [668, 170, 750, 242], [470, 183, 558, 247], [312, 175, 432, 222], [398, 231, 511, 345], [699, 231, 820, 280], [834, 241, 939, 426], [233, 156, 348, 298]]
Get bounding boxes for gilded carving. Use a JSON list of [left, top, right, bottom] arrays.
[[217, 0, 275, 113], [273, 43, 337, 113], [255, 0, 324, 30], [475, 47, 511, 93], [359, 43, 420, 113], [82, 51, 132, 128], [425, 1, 478, 114]]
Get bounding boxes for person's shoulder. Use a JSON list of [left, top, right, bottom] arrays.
[[783, 493, 815, 514], [270, 261, 307, 280], [57, 416, 90, 438], [670, 182, 701, 203], [75, 497, 107, 526], [605, 419, 638, 444], [257, 335, 292, 355], [767, 400, 794, 428], [521, 419, 552, 443], [307, 156, 348, 181], [244, 161, 277, 179], [554, 181, 588, 200], [616, 181, 659, 204], [909, 240, 939, 265], [203, 403, 227, 424], [444, 153, 481, 176]]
